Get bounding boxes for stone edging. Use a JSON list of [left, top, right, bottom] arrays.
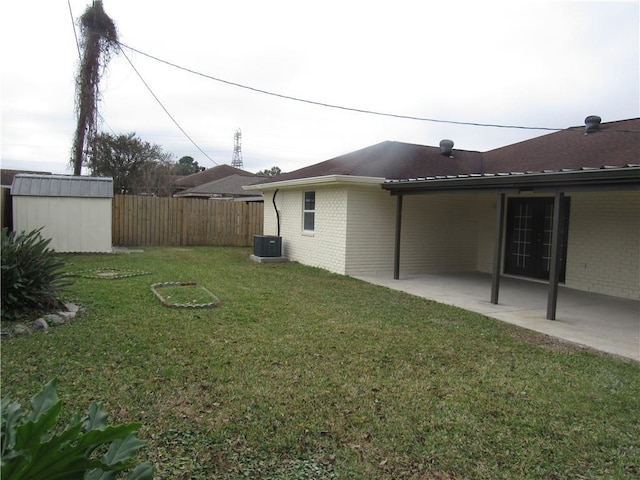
[[1, 303, 83, 340], [63, 268, 151, 279], [150, 282, 222, 308]]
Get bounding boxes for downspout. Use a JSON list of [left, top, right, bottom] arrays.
[[272, 188, 281, 237]]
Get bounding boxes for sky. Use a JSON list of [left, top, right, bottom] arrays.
[[1, 0, 638, 176]]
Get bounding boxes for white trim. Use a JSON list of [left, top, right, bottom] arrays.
[[243, 175, 385, 191]]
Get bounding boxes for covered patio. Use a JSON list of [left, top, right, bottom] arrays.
[[385, 166, 640, 320], [355, 272, 640, 361]]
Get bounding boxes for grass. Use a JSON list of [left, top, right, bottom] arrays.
[[2, 246, 639, 479]]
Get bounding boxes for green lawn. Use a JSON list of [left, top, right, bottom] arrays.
[[2, 247, 639, 479]]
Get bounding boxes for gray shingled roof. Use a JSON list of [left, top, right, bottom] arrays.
[[1, 169, 52, 187], [11, 174, 114, 198], [174, 164, 256, 188], [174, 174, 266, 198]]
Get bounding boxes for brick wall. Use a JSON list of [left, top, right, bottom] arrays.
[[474, 194, 497, 273], [268, 186, 349, 274], [398, 194, 483, 274], [565, 191, 639, 299], [344, 187, 396, 275], [263, 185, 639, 300]]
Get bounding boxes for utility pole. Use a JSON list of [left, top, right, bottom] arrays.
[[231, 128, 243, 168]]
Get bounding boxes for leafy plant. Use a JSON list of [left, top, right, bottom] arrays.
[[1, 379, 154, 480], [0, 227, 72, 321]]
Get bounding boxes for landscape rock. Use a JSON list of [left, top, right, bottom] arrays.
[[45, 313, 67, 325], [31, 318, 49, 331], [64, 303, 81, 313], [12, 324, 31, 336], [0, 304, 84, 341]]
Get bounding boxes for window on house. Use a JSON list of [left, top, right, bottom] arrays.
[[303, 191, 315, 232]]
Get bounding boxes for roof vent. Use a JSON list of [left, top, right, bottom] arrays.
[[439, 139, 454, 157], [584, 115, 601, 134]]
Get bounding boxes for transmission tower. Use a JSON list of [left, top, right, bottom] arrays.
[[231, 128, 243, 168]]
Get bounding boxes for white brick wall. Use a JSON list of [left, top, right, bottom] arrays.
[[475, 194, 498, 273], [264, 186, 348, 274], [398, 194, 485, 274], [565, 191, 639, 299], [344, 187, 396, 275], [261, 185, 638, 300], [262, 190, 277, 235]]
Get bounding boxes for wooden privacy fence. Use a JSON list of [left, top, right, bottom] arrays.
[[112, 194, 263, 247]]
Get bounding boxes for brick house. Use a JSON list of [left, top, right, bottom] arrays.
[[245, 117, 639, 317]]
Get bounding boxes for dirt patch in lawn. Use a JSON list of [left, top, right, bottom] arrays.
[[507, 328, 597, 355]]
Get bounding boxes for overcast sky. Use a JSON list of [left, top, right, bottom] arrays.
[[1, 0, 638, 175]]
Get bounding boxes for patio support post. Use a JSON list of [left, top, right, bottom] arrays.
[[491, 193, 505, 304], [393, 194, 403, 280], [547, 191, 565, 320]]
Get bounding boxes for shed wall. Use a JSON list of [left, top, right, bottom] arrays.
[[13, 196, 112, 252]]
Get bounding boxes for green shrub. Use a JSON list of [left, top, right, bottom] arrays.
[[1, 379, 154, 480], [1, 227, 71, 321]]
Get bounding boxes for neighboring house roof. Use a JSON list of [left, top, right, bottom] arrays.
[[11, 174, 114, 198], [174, 174, 266, 198], [250, 117, 640, 188], [174, 164, 256, 189], [1, 169, 51, 188]]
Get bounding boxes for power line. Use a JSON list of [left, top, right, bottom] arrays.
[[118, 42, 569, 133], [118, 46, 218, 165], [67, 0, 81, 60]]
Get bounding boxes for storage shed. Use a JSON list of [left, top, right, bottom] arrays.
[[11, 174, 113, 253]]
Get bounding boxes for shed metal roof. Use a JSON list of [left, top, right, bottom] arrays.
[[11, 174, 114, 198]]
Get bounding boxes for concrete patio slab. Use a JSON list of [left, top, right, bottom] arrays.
[[354, 272, 640, 362]]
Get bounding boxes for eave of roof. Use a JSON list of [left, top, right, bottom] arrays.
[[383, 165, 640, 195], [244, 174, 385, 190]]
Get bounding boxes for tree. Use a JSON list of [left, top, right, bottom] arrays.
[[72, 1, 119, 175], [257, 166, 282, 176], [88, 132, 174, 195], [173, 156, 202, 175]]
